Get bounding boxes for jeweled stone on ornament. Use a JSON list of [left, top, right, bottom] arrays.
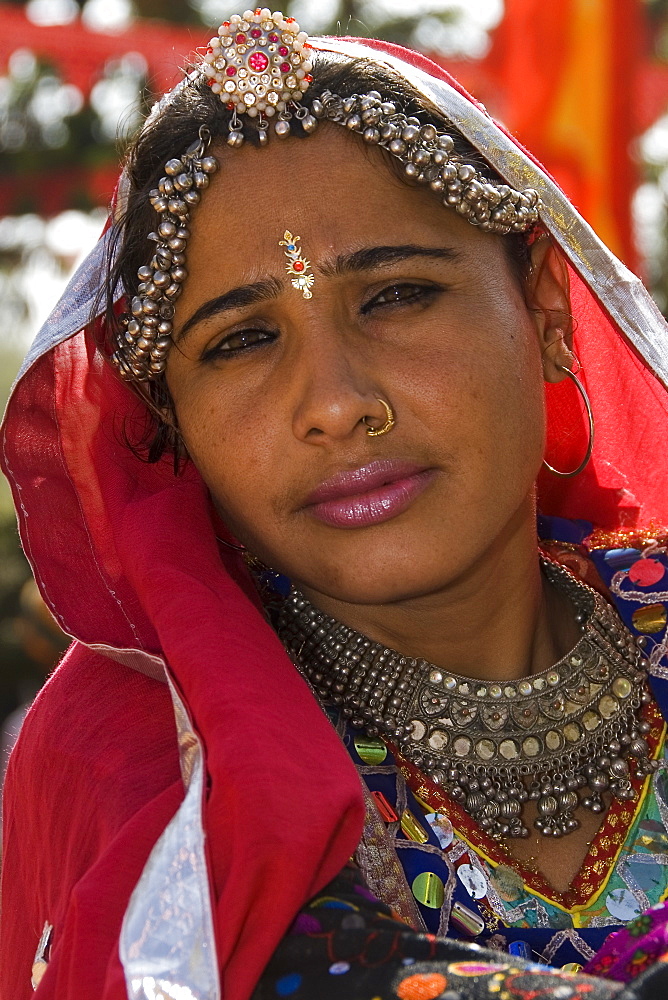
[[632, 603, 668, 634], [570, 654, 583, 666], [512, 702, 539, 729], [583, 710, 601, 731], [444, 677, 457, 690], [612, 676, 632, 699], [249, 51, 270, 72], [476, 686, 487, 697], [401, 809, 429, 844], [425, 812, 454, 849], [429, 669, 443, 684], [599, 694, 619, 719], [499, 739, 519, 760], [518, 680, 533, 696], [457, 863, 488, 899], [353, 736, 387, 764], [522, 736, 541, 756], [454, 736, 471, 757], [409, 719, 426, 740], [458, 683, 470, 695], [491, 863, 524, 902], [533, 677, 546, 690], [604, 547, 641, 570], [489, 685, 502, 698], [564, 722, 581, 743], [606, 887, 643, 921], [412, 871, 445, 909], [545, 729, 563, 750], [475, 738, 496, 760], [482, 704, 508, 730], [292, 260, 305, 271], [504, 685, 517, 698], [428, 729, 449, 750], [420, 690, 448, 715], [547, 671, 560, 685]]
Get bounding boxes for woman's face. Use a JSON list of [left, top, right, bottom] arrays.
[[166, 126, 557, 606]]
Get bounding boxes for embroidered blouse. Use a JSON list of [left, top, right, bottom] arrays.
[[321, 519, 668, 972]]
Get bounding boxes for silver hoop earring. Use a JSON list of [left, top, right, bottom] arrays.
[[543, 365, 594, 478]]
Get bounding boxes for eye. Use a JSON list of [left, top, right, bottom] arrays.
[[202, 327, 276, 361], [361, 282, 442, 315]]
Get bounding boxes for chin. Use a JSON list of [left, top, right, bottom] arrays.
[[297, 559, 455, 607]]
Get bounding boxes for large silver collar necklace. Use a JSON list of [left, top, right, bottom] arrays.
[[275, 558, 658, 841]]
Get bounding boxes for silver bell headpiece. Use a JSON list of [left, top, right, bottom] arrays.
[[112, 10, 541, 382]]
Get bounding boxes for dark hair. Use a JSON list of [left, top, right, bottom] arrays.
[[101, 48, 533, 465]]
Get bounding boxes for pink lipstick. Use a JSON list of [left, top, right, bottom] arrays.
[[304, 460, 437, 529]]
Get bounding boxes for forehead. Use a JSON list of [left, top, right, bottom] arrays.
[[180, 125, 486, 286]]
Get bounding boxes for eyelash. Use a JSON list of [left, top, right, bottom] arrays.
[[202, 282, 442, 361], [360, 281, 441, 315], [202, 328, 275, 361]]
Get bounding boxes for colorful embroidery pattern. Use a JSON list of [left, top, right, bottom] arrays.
[[251, 863, 656, 999]]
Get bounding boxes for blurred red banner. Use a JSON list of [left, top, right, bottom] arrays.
[[439, 0, 667, 274], [0, 3, 197, 95]]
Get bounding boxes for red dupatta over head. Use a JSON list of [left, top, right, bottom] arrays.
[[2, 32, 668, 1000]]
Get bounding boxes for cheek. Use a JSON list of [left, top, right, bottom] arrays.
[[392, 288, 545, 467], [171, 377, 284, 532]]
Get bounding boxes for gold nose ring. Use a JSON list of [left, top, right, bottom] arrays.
[[363, 398, 396, 437]]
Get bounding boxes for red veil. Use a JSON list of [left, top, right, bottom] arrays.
[[2, 35, 668, 1000]]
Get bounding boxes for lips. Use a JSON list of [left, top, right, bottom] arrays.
[[304, 460, 437, 529]]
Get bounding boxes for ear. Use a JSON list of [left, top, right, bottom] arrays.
[[525, 237, 576, 384]]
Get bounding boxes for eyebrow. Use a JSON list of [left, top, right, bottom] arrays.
[[320, 244, 461, 277], [176, 244, 459, 340], [176, 276, 282, 341]]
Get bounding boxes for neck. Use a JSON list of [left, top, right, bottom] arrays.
[[299, 503, 581, 682]]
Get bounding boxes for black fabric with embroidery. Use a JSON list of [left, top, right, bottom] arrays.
[[251, 864, 668, 1000]]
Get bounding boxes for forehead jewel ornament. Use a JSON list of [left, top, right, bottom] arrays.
[[279, 230, 314, 299], [112, 9, 541, 382]]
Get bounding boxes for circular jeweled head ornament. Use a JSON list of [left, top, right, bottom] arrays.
[[111, 10, 542, 382], [201, 9, 313, 119]]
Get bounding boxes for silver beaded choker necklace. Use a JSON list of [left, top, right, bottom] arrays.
[[275, 558, 658, 841]]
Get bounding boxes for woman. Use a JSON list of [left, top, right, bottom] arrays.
[[2, 8, 668, 999]]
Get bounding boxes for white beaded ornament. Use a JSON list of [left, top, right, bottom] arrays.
[[201, 8, 313, 118]]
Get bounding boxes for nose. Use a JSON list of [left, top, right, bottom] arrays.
[[289, 324, 387, 445]]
